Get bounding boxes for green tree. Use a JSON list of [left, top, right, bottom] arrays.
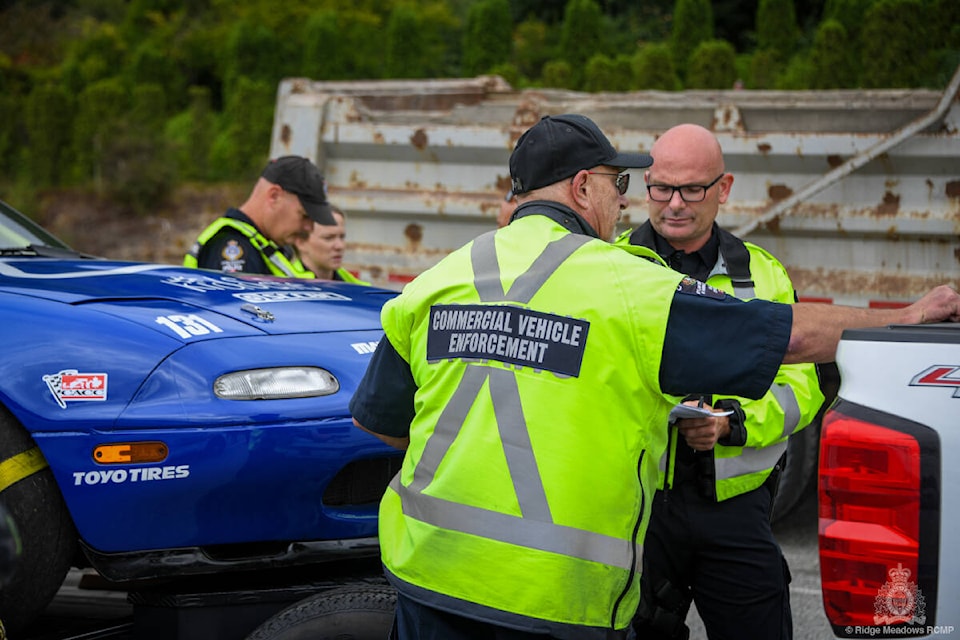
[[808, 19, 857, 88], [72, 77, 129, 190], [209, 76, 274, 181], [166, 85, 215, 181], [775, 52, 816, 88], [756, 0, 801, 63], [105, 83, 175, 213], [558, 0, 606, 88], [513, 17, 553, 83], [385, 5, 427, 78], [859, 0, 932, 87], [670, 0, 714, 79], [383, 3, 458, 79], [301, 9, 384, 80], [583, 54, 626, 92], [822, 0, 875, 43], [222, 19, 286, 97], [542, 59, 575, 89], [462, 0, 513, 76], [632, 42, 681, 90], [747, 49, 783, 88], [60, 20, 127, 95], [686, 39, 737, 89], [25, 84, 75, 188]]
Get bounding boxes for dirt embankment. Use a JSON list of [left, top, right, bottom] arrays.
[[34, 184, 249, 265]]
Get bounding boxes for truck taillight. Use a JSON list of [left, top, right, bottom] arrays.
[[818, 409, 921, 628]]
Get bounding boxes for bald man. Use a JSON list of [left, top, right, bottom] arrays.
[[616, 124, 823, 640]]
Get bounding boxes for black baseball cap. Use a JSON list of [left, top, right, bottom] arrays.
[[261, 156, 335, 225], [509, 114, 653, 195]]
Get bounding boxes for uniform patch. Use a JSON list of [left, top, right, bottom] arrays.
[[676, 276, 727, 299], [221, 240, 244, 261], [427, 304, 589, 377]]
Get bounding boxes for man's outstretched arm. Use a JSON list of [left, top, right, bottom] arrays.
[[784, 284, 960, 364]]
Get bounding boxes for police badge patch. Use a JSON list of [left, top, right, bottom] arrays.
[[220, 240, 246, 272], [675, 276, 726, 299]]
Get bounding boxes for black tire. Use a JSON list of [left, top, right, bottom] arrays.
[[771, 362, 839, 524], [770, 420, 820, 523], [245, 584, 397, 640], [0, 405, 77, 633]]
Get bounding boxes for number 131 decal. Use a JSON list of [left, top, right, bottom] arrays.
[[156, 314, 224, 339]]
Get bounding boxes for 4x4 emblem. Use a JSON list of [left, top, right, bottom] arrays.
[[910, 365, 960, 397]]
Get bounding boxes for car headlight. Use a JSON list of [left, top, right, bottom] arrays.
[[214, 367, 340, 400]]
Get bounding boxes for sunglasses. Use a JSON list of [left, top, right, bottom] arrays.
[[586, 171, 630, 195]]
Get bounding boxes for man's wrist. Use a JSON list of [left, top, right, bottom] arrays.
[[715, 399, 746, 446]]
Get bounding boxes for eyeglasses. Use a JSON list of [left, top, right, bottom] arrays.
[[586, 171, 630, 196], [646, 174, 725, 203]]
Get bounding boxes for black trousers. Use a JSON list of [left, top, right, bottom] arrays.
[[632, 478, 792, 640]]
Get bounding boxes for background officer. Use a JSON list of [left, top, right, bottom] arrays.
[[618, 123, 823, 640], [184, 155, 334, 276], [293, 205, 370, 284]]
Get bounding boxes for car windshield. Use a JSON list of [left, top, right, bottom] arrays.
[[0, 200, 73, 252]]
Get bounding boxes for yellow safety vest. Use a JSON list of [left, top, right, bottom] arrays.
[[379, 210, 685, 635], [614, 225, 824, 501], [183, 217, 314, 279]]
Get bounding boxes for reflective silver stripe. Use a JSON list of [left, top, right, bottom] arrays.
[[268, 252, 297, 278], [732, 281, 755, 299], [408, 366, 489, 493], [398, 229, 635, 570], [771, 383, 802, 438], [390, 476, 636, 569], [488, 368, 552, 521], [709, 250, 755, 299], [471, 232, 593, 304], [714, 440, 786, 481]]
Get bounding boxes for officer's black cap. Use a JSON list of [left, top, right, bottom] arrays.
[[261, 156, 335, 225], [508, 114, 653, 195]]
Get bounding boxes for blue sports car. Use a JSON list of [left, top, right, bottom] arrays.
[[0, 200, 401, 631]]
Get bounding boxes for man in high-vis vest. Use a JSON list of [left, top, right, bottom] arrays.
[[348, 114, 960, 640], [616, 124, 824, 640], [184, 155, 335, 277]]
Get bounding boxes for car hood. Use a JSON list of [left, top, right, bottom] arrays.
[[0, 258, 395, 335]]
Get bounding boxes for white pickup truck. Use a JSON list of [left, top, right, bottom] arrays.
[[818, 323, 959, 638]]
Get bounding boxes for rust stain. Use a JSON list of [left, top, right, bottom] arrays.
[[280, 124, 291, 147], [757, 143, 772, 155], [410, 128, 428, 151], [790, 266, 948, 300], [404, 223, 423, 247], [877, 191, 900, 216], [496, 176, 512, 193], [346, 170, 368, 189], [373, 131, 385, 144], [826, 154, 843, 169], [946, 180, 960, 198], [768, 184, 793, 201], [758, 217, 781, 233]]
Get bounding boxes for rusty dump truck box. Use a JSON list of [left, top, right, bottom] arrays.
[[269, 72, 960, 305]]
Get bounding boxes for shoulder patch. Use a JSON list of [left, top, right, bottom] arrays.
[[676, 276, 727, 299], [221, 240, 244, 261]]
